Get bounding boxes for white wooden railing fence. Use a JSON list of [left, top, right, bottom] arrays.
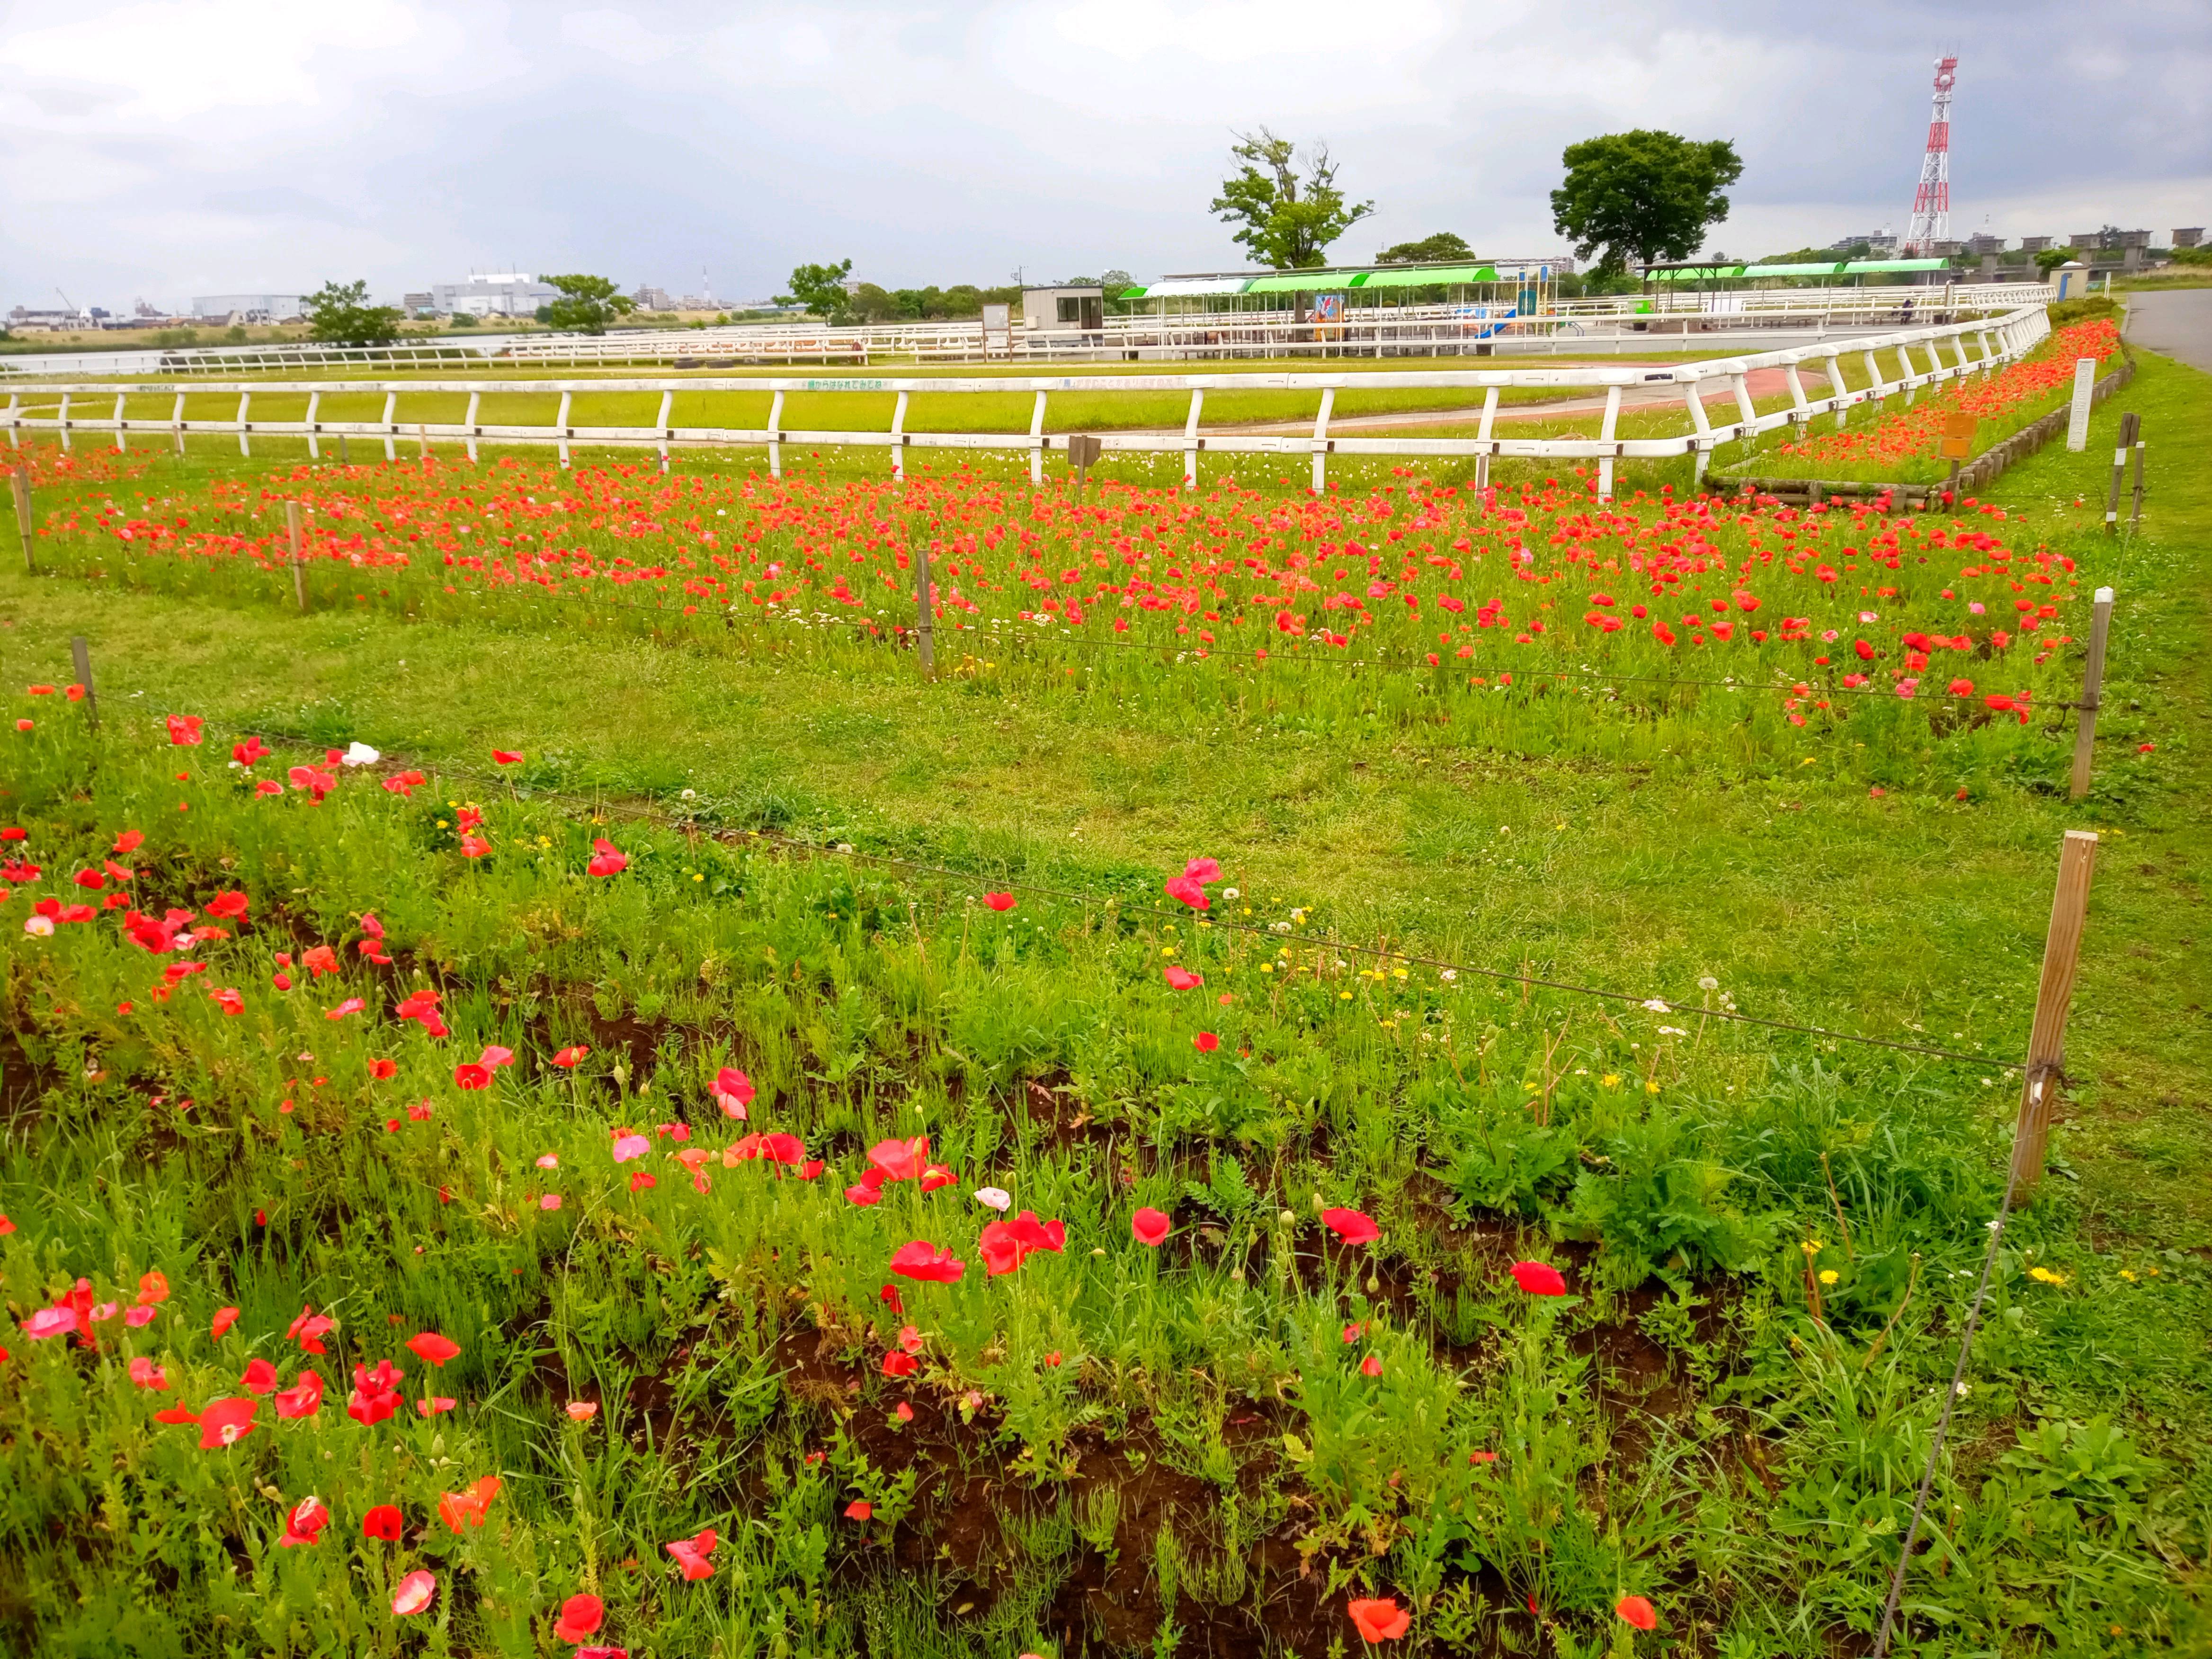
[[1, 306, 2050, 501]]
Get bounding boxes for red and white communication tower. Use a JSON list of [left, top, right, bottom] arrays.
[[1903, 55, 1958, 253]]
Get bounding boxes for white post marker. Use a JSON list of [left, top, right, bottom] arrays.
[[890, 390, 909, 482], [305, 391, 322, 460], [553, 391, 570, 467], [1028, 391, 1047, 488], [383, 392, 400, 462], [1182, 389, 1204, 490], [767, 390, 785, 479], [1474, 386, 1499, 490], [2064, 357, 2096, 452], [1310, 386, 1334, 494], [1597, 384, 1622, 501]]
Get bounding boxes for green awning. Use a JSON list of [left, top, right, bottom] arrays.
[[1646, 266, 1745, 281], [1245, 273, 1329, 293], [1116, 285, 1150, 299], [1739, 262, 1847, 277], [1839, 259, 1950, 273], [1349, 264, 1498, 287]]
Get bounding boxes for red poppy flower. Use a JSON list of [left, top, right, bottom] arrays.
[[866, 1135, 928, 1183], [1509, 1260, 1568, 1296], [437, 1475, 502, 1533], [983, 892, 1016, 911], [232, 737, 270, 767], [493, 750, 524, 765], [844, 1500, 873, 1521], [273, 1369, 324, 1419], [978, 1210, 1066, 1277], [164, 714, 204, 747], [1164, 874, 1209, 910], [1132, 1207, 1171, 1247], [204, 891, 249, 919], [888, 1240, 966, 1284], [277, 1496, 330, 1548], [1321, 1207, 1380, 1245], [1347, 1597, 1411, 1642], [1164, 966, 1202, 990], [196, 1397, 260, 1449], [586, 838, 627, 877], [552, 1044, 590, 1068], [882, 1350, 919, 1378], [362, 1503, 404, 1542], [368, 1058, 397, 1080], [212, 1306, 240, 1339], [1360, 1354, 1383, 1377], [348, 1359, 405, 1425], [129, 1356, 169, 1390], [392, 1570, 437, 1616], [1616, 1595, 1657, 1630], [406, 1332, 461, 1367], [713, 1066, 755, 1117], [1193, 1031, 1219, 1052], [666, 1526, 717, 1581], [240, 1357, 280, 1395], [555, 1594, 605, 1642], [455, 1063, 491, 1090]]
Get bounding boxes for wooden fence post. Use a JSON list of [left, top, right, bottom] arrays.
[[286, 501, 308, 611], [11, 467, 31, 573], [71, 635, 98, 730], [2129, 421, 2146, 531], [2069, 588, 2114, 800], [913, 535, 935, 679], [2104, 412, 2137, 533], [2007, 830, 2099, 1196]]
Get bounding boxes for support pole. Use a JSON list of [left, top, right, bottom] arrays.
[[464, 391, 480, 464], [111, 392, 127, 454], [2128, 421, 2147, 531], [1825, 353, 1848, 428], [286, 500, 308, 612], [891, 390, 909, 482], [553, 392, 570, 468], [1028, 391, 1047, 488], [1183, 389, 1204, 490], [2007, 830, 2099, 1197], [1474, 386, 1499, 491], [655, 389, 672, 474], [912, 528, 935, 679], [58, 392, 71, 453], [11, 466, 32, 573], [305, 391, 321, 460], [71, 635, 97, 730], [2069, 587, 2114, 800], [2104, 412, 2137, 532], [1685, 379, 1713, 488], [171, 391, 186, 455], [767, 390, 785, 479]]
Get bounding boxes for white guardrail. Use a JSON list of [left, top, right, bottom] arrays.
[[2, 306, 2049, 501], [3, 285, 2057, 377]]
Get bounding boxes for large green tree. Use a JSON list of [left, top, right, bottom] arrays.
[[1549, 130, 1743, 277], [302, 279, 401, 347], [1210, 128, 1373, 270], [1374, 231, 1474, 264], [542, 275, 636, 335], [775, 259, 856, 321]]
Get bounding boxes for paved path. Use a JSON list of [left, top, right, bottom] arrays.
[[2125, 287, 2212, 372]]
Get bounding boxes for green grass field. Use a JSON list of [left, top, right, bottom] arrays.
[[0, 332, 2204, 1659]]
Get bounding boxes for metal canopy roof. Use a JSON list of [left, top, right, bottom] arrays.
[[1350, 264, 1499, 287], [1739, 262, 1847, 277], [1839, 258, 1950, 273]]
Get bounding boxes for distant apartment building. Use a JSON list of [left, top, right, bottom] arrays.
[[632, 285, 677, 312], [1827, 232, 1899, 255], [192, 293, 303, 321], [430, 273, 560, 318]]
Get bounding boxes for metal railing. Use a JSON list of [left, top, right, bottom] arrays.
[[1, 306, 2049, 501], [0, 285, 2055, 379]]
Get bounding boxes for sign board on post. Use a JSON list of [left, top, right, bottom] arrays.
[[2064, 357, 2097, 451], [1937, 412, 1977, 461], [1066, 433, 1104, 499], [981, 303, 1012, 356]]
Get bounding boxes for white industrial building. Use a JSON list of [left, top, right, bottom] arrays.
[[431, 273, 560, 318]]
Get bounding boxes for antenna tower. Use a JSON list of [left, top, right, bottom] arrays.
[[1904, 55, 1957, 254]]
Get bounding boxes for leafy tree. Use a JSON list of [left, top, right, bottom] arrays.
[[1100, 267, 1133, 294], [542, 275, 636, 336], [776, 259, 856, 321], [2035, 246, 2080, 275], [1374, 232, 1474, 264], [303, 279, 401, 347], [1549, 131, 1743, 278], [448, 311, 479, 328], [1210, 127, 1373, 270]]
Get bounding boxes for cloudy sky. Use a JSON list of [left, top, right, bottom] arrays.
[[2, 0, 2206, 310]]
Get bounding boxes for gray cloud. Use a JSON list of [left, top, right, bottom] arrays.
[[1, 0, 2204, 311]]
